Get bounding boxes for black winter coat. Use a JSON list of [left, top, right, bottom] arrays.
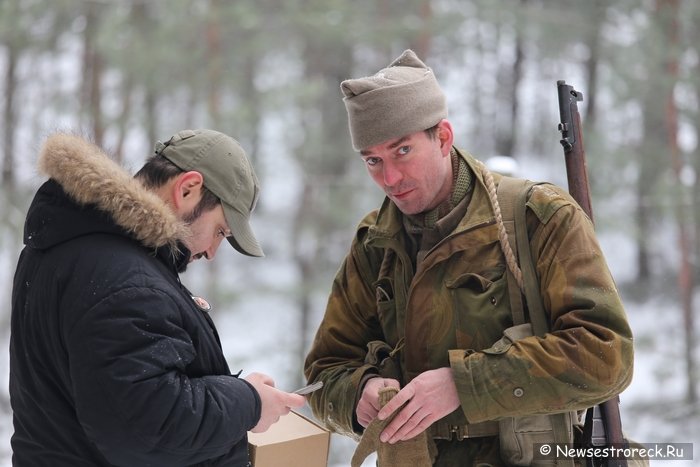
[[10, 134, 260, 466]]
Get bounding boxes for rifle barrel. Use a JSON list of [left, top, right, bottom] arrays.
[[557, 80, 594, 221]]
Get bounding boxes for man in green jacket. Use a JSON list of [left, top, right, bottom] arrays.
[[303, 49, 633, 466]]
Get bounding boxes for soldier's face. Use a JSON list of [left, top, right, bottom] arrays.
[[359, 123, 454, 215]]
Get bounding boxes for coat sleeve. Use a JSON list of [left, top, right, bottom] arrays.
[[303, 227, 386, 438], [66, 286, 261, 466], [450, 185, 634, 422]]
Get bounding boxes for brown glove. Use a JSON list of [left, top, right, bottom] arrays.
[[351, 387, 437, 467]]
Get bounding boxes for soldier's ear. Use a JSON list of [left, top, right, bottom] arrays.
[[436, 119, 454, 155]]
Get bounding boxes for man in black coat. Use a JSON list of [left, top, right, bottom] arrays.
[[10, 130, 305, 466]]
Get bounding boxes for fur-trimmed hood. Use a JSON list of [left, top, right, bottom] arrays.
[[33, 133, 188, 250]]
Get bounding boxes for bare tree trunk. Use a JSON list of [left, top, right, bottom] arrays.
[[3, 38, 18, 189], [694, 104, 700, 295], [636, 41, 667, 282], [206, 0, 223, 124], [114, 2, 152, 163], [144, 89, 158, 148], [81, 1, 104, 146], [690, 0, 700, 295], [495, 0, 526, 158], [409, 0, 433, 59], [468, 3, 486, 151], [657, 0, 696, 404], [582, 0, 604, 132], [292, 183, 315, 387], [634, 181, 652, 281], [113, 76, 133, 164], [240, 52, 262, 164], [377, 0, 393, 59]]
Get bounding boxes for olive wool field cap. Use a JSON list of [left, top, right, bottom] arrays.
[[156, 129, 264, 257], [340, 49, 447, 151]]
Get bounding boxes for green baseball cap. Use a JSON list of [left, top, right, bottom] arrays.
[[156, 129, 264, 257]]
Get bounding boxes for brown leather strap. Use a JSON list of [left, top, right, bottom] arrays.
[[429, 420, 499, 440]]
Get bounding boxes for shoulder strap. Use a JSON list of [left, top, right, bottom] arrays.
[[496, 176, 528, 327], [496, 175, 550, 336], [511, 181, 550, 337]]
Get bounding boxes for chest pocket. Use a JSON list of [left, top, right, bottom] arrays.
[[445, 265, 513, 351], [373, 275, 400, 346]]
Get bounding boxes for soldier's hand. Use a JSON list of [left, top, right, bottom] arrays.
[[356, 377, 400, 428], [376, 367, 459, 443], [245, 372, 306, 433]]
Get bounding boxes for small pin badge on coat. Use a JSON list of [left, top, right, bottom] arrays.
[[192, 296, 211, 312]]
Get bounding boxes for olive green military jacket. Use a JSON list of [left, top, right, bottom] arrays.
[[304, 149, 633, 440]]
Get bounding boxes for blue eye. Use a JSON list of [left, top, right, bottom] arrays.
[[398, 146, 410, 155], [365, 157, 381, 167]]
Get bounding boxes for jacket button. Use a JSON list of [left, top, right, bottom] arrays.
[[513, 387, 524, 397], [490, 296, 497, 305], [328, 402, 334, 411]]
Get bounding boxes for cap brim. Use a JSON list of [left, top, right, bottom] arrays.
[[223, 203, 264, 257]]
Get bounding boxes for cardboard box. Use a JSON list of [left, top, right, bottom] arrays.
[[248, 410, 330, 467]]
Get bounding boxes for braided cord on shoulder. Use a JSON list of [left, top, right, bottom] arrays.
[[477, 160, 525, 293]]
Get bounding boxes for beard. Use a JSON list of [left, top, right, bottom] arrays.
[[176, 207, 201, 272]]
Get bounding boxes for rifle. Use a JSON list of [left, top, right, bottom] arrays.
[[557, 80, 628, 467]]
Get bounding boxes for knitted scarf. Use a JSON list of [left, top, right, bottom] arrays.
[[403, 149, 473, 267]]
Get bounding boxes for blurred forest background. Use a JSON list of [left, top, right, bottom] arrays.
[[1, 0, 699, 465]]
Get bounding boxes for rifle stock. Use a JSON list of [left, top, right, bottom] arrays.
[[556, 80, 628, 467]]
